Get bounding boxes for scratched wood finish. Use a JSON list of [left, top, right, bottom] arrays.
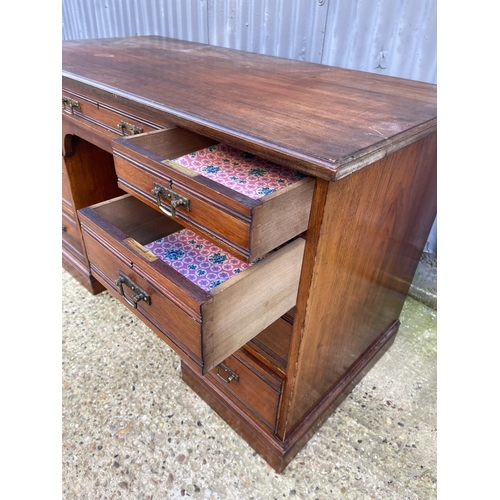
[[62, 36, 436, 181], [278, 132, 437, 438]]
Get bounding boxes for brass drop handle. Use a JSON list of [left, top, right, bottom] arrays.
[[62, 96, 80, 114], [216, 363, 239, 383], [151, 182, 190, 219], [114, 271, 151, 309], [117, 120, 143, 136]]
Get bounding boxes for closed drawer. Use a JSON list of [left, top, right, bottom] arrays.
[[78, 195, 305, 374], [62, 207, 83, 257], [112, 128, 315, 262], [208, 349, 283, 430], [62, 88, 158, 141]]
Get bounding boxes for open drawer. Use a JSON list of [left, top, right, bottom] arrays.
[[78, 195, 305, 374], [112, 127, 314, 262]]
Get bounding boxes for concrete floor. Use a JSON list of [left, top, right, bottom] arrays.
[[408, 253, 437, 311], [62, 268, 437, 499]]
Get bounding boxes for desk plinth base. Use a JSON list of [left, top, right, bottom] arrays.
[[62, 251, 105, 295], [182, 320, 399, 473]]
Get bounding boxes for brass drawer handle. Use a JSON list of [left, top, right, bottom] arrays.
[[117, 120, 144, 136], [216, 363, 239, 383], [62, 96, 80, 114], [114, 271, 151, 309], [151, 182, 190, 219]]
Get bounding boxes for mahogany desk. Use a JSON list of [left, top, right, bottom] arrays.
[[62, 36, 436, 472]]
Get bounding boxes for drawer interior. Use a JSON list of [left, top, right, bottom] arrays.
[[91, 195, 268, 292], [126, 127, 218, 161], [89, 194, 185, 245], [144, 228, 262, 292]]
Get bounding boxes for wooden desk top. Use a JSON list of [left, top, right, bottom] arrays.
[[62, 36, 436, 181]]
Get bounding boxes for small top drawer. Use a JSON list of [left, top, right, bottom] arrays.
[[62, 89, 158, 141], [112, 128, 315, 262]]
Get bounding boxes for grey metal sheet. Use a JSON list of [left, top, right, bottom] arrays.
[[63, 0, 208, 42], [62, 0, 436, 82]]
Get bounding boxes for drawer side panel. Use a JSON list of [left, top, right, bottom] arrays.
[[201, 238, 305, 373]]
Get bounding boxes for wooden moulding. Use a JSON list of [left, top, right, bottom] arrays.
[[63, 37, 436, 181]]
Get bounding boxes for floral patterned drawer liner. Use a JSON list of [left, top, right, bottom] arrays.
[[171, 143, 307, 200], [145, 228, 266, 292]]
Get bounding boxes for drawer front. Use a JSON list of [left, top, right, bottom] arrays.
[[83, 231, 203, 363], [62, 89, 158, 143], [208, 350, 283, 430], [62, 208, 83, 257], [114, 155, 251, 260], [112, 128, 315, 262], [78, 195, 304, 373]]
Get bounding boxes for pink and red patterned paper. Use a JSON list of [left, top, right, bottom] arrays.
[[145, 228, 255, 292], [171, 143, 307, 200]]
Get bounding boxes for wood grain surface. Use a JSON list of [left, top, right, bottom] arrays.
[[63, 36, 436, 181], [62, 37, 437, 472], [278, 132, 437, 437]]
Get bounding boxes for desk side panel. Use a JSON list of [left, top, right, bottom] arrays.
[[279, 132, 437, 438]]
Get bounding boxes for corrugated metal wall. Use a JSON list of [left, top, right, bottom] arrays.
[[62, 0, 437, 253]]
